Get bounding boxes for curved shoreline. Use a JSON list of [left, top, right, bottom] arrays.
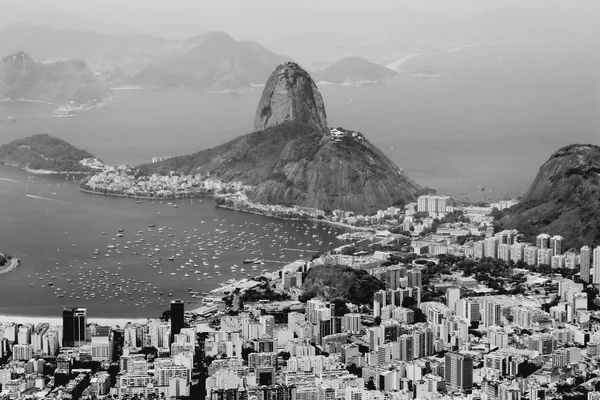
[[1, 162, 92, 175], [79, 187, 371, 232], [78, 187, 212, 200], [0, 259, 20, 275], [0, 95, 114, 116]]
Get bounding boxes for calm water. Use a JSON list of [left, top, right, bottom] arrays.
[[0, 166, 343, 318], [0, 41, 598, 318], [1, 42, 598, 199]]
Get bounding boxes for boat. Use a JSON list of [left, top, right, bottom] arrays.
[[53, 106, 78, 117]]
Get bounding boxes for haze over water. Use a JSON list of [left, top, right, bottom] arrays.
[[0, 41, 597, 318], [1, 41, 597, 201]]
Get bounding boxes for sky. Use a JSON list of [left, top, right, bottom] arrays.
[[17, 0, 549, 39]]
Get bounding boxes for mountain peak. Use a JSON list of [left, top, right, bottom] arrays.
[[253, 62, 328, 134], [1, 51, 35, 64]]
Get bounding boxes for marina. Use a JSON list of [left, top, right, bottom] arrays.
[[0, 165, 343, 318]]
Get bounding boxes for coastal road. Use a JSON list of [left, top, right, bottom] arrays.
[[0, 259, 19, 275]]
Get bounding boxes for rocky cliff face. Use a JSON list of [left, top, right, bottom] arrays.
[[143, 63, 424, 213], [253, 62, 328, 134], [499, 144, 600, 248], [0, 51, 112, 104], [143, 121, 423, 214]]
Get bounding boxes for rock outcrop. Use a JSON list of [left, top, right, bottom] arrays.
[[142, 63, 424, 214], [142, 120, 423, 214], [253, 62, 328, 134], [0, 51, 112, 104], [498, 144, 600, 248]]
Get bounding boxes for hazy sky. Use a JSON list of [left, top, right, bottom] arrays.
[[18, 0, 547, 38]]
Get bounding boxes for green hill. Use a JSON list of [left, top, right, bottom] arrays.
[[497, 144, 600, 249], [300, 265, 385, 305], [139, 121, 422, 214], [0, 134, 96, 172]]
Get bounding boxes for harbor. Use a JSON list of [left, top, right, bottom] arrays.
[[0, 164, 344, 318]]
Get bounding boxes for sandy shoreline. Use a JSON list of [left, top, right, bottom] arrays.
[[0, 315, 148, 328], [1, 163, 91, 175], [385, 40, 548, 71]]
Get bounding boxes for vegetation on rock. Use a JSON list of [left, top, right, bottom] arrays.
[[497, 144, 600, 248], [299, 265, 385, 305], [0, 134, 96, 172]]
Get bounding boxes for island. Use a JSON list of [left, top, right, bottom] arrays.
[[0, 134, 103, 174]]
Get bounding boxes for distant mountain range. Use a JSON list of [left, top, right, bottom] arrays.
[[0, 51, 112, 105], [0, 2, 595, 92], [313, 57, 397, 84], [122, 32, 291, 91], [0, 0, 597, 68], [0, 26, 291, 91]]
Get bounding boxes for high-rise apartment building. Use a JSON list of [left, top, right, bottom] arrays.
[[510, 243, 525, 263], [524, 246, 538, 266], [91, 326, 112, 362], [580, 246, 591, 283], [170, 300, 184, 344], [550, 235, 564, 255], [593, 247, 600, 284], [446, 287, 461, 313], [474, 241, 484, 260], [417, 195, 451, 213], [484, 237, 499, 259], [497, 244, 511, 262], [407, 268, 422, 288], [444, 352, 473, 390], [62, 307, 87, 347], [536, 234, 551, 249]]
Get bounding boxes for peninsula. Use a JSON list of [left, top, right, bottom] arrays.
[[81, 62, 424, 215], [0, 134, 102, 174]]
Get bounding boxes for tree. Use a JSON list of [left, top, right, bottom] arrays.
[[160, 309, 171, 322], [402, 297, 417, 308], [204, 355, 215, 366], [346, 363, 362, 377], [365, 377, 377, 390], [140, 346, 158, 359], [373, 316, 382, 326]]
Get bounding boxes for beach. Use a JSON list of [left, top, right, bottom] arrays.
[[385, 39, 551, 71], [0, 315, 148, 328]]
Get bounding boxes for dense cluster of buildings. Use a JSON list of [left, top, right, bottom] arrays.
[[3, 192, 600, 400], [83, 169, 251, 199], [0, 302, 194, 399]]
